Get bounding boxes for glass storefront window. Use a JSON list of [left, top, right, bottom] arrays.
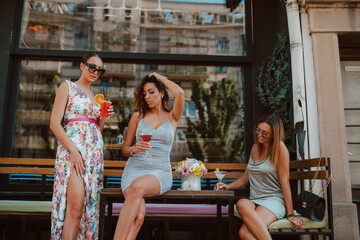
[[13, 59, 245, 163], [20, 0, 246, 56]]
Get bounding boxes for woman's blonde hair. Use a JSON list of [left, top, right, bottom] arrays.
[[254, 115, 285, 166]]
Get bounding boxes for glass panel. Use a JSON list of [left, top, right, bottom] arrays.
[[20, 0, 246, 56], [13, 59, 245, 163]]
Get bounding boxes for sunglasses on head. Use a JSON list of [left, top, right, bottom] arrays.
[[82, 62, 106, 76], [253, 127, 271, 139]]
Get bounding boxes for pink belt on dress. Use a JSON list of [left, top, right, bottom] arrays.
[[65, 117, 98, 125]]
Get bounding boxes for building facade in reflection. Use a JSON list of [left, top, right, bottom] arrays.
[[15, 0, 246, 162]]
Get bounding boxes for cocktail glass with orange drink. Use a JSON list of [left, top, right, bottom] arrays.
[[94, 93, 112, 118], [100, 100, 112, 117]]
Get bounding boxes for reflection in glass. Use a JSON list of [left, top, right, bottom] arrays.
[[20, 0, 246, 55], [13, 60, 244, 163]]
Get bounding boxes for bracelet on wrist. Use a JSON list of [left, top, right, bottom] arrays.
[[286, 214, 295, 219], [130, 146, 135, 156], [160, 76, 167, 82]]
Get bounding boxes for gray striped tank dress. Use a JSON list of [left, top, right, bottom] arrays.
[[121, 118, 174, 195]]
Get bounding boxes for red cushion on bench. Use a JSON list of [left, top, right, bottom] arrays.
[[107, 203, 229, 215]]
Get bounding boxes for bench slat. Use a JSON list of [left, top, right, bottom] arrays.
[[0, 158, 54, 166], [0, 167, 54, 175], [104, 160, 126, 168], [104, 169, 124, 176], [170, 162, 246, 171], [188, 163, 246, 171], [202, 172, 244, 179], [289, 158, 327, 169], [290, 170, 328, 180]]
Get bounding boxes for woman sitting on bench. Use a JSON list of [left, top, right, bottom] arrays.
[[113, 72, 185, 240], [215, 115, 305, 239]]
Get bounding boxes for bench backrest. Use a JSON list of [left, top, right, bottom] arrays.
[[0, 158, 247, 179], [0, 157, 332, 202], [289, 157, 330, 180], [0, 157, 330, 178]]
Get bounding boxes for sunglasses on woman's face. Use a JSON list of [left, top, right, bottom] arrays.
[[253, 127, 271, 139], [82, 62, 106, 76]]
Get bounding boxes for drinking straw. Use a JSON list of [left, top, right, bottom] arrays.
[[102, 81, 108, 100]]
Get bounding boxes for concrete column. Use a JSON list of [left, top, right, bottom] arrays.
[[312, 32, 359, 240]]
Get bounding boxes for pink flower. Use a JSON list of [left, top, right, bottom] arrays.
[[181, 166, 190, 176]]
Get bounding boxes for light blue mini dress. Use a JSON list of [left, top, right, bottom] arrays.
[[247, 156, 286, 219], [121, 119, 174, 195]]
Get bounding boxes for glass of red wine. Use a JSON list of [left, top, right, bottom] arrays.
[[140, 129, 153, 155]]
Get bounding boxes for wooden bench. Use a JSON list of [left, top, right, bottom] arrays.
[[0, 157, 334, 240], [99, 158, 334, 240], [99, 162, 247, 240], [268, 157, 334, 240]]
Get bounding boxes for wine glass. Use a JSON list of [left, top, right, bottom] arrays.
[[215, 170, 226, 183], [139, 129, 153, 155]]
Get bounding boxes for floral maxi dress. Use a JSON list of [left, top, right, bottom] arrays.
[[51, 80, 104, 239]]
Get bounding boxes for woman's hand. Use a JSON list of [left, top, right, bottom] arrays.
[[149, 72, 165, 82], [70, 150, 84, 178], [287, 215, 306, 230], [133, 141, 151, 154], [101, 105, 115, 121], [214, 182, 229, 191]]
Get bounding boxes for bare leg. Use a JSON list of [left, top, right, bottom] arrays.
[[125, 199, 146, 240], [238, 224, 257, 240], [113, 175, 160, 240], [236, 199, 277, 240], [62, 168, 85, 240]]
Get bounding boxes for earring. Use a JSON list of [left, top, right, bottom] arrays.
[[162, 95, 164, 99]]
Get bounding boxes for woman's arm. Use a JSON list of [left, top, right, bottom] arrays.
[[278, 141, 305, 229], [277, 142, 292, 214], [149, 72, 185, 123], [215, 145, 255, 191], [122, 112, 150, 157], [49, 81, 84, 177], [216, 168, 249, 190]]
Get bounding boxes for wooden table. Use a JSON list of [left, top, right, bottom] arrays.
[[99, 189, 236, 240]]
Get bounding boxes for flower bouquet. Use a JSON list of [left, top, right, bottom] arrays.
[[174, 158, 207, 190]]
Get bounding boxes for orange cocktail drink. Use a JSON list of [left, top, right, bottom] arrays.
[[100, 100, 112, 117]]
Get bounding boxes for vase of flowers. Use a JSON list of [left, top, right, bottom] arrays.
[[174, 158, 207, 190]]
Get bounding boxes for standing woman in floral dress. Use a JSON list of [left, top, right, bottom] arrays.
[[49, 53, 114, 239]]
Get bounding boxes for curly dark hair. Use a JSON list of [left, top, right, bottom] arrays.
[[134, 75, 170, 116]]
